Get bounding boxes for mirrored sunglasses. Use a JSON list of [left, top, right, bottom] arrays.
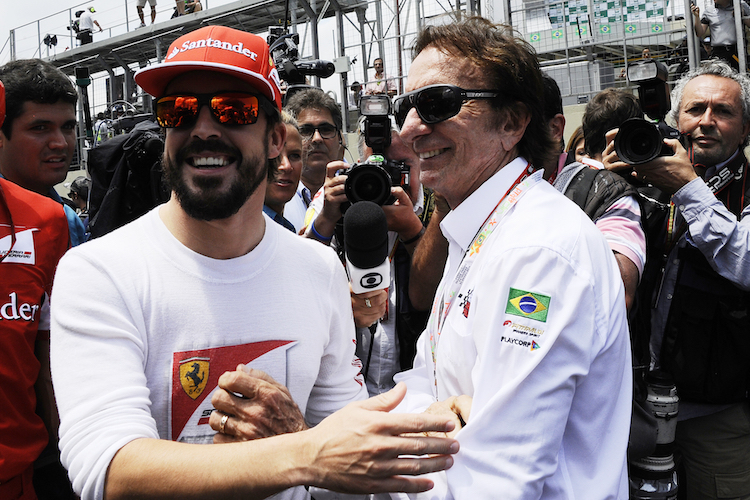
[[155, 92, 276, 128]]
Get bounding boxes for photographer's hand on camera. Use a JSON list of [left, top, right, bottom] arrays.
[[382, 187, 424, 254], [351, 284, 388, 328], [631, 138, 698, 194], [602, 128, 632, 173], [309, 161, 349, 243]]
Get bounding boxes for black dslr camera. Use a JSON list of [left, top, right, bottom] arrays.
[[615, 59, 690, 165], [341, 95, 410, 207]]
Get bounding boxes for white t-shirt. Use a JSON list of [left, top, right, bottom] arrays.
[[51, 207, 367, 500]]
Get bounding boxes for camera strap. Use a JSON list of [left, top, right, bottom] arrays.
[[665, 152, 747, 252], [427, 163, 540, 397]]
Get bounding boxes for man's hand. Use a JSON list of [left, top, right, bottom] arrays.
[[421, 396, 473, 439], [299, 383, 459, 494], [210, 365, 307, 443], [631, 138, 698, 194], [307, 161, 348, 241], [351, 284, 388, 328], [602, 128, 632, 173], [382, 187, 423, 246]]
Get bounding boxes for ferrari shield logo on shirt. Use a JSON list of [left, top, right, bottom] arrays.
[[179, 357, 209, 400], [505, 288, 550, 322], [171, 340, 296, 443]]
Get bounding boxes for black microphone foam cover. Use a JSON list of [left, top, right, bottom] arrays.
[[343, 201, 389, 269]]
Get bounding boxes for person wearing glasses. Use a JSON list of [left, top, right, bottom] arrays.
[[388, 17, 632, 499], [302, 116, 435, 397], [283, 88, 346, 233], [48, 26, 459, 500]]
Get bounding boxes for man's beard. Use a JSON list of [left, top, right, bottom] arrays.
[[163, 138, 267, 221], [691, 143, 732, 169]]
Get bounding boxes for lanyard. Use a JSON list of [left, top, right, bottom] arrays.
[[427, 164, 541, 395]]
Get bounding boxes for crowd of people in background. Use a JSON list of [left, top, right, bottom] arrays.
[[3, 12, 750, 500]]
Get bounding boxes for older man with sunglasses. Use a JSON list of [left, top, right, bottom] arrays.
[[48, 26, 459, 500], [388, 17, 632, 499]]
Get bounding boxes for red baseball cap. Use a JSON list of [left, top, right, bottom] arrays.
[[134, 26, 282, 111], [0, 80, 5, 128]]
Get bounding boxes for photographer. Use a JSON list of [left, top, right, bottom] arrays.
[[304, 113, 435, 396], [629, 60, 750, 499], [283, 88, 345, 232]]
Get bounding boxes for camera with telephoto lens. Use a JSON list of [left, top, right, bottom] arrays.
[[267, 27, 335, 86], [340, 95, 410, 207], [615, 59, 690, 165]]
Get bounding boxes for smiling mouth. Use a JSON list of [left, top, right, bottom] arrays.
[[188, 156, 233, 169], [418, 149, 445, 160]]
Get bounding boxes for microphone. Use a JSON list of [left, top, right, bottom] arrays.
[[343, 201, 390, 294]]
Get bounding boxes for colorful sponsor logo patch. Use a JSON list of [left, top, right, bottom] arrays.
[[505, 288, 550, 323]]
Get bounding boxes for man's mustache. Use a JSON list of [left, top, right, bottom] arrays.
[[175, 138, 242, 165]]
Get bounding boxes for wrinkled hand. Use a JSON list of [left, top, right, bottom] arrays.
[[210, 365, 307, 443], [351, 285, 388, 328], [300, 382, 459, 494], [421, 396, 473, 439], [382, 187, 422, 240], [631, 138, 698, 194], [602, 128, 632, 173]]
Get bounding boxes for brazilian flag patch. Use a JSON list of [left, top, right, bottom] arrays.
[[505, 288, 551, 322]]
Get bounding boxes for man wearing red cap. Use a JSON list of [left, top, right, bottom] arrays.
[[0, 80, 72, 500], [49, 26, 459, 500]]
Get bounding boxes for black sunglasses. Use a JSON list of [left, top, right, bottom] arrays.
[[298, 123, 339, 140], [393, 84, 501, 128], [155, 92, 277, 128]]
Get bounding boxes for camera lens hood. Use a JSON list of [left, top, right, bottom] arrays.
[[615, 118, 664, 165], [344, 164, 393, 206]]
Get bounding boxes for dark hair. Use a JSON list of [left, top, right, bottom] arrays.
[[581, 88, 642, 157], [0, 59, 77, 139], [542, 74, 564, 121], [412, 17, 554, 171], [262, 97, 283, 182], [284, 87, 343, 133], [566, 125, 585, 154]]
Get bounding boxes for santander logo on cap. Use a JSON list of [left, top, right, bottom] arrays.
[[167, 37, 259, 62], [134, 26, 283, 110]]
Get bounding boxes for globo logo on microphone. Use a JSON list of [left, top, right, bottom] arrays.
[[360, 272, 384, 289]]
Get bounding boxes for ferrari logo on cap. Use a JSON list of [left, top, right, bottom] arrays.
[[179, 357, 209, 400]]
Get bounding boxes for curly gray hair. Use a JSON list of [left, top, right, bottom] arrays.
[[669, 60, 750, 146]]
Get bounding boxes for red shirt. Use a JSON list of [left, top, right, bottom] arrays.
[[0, 179, 69, 480]]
